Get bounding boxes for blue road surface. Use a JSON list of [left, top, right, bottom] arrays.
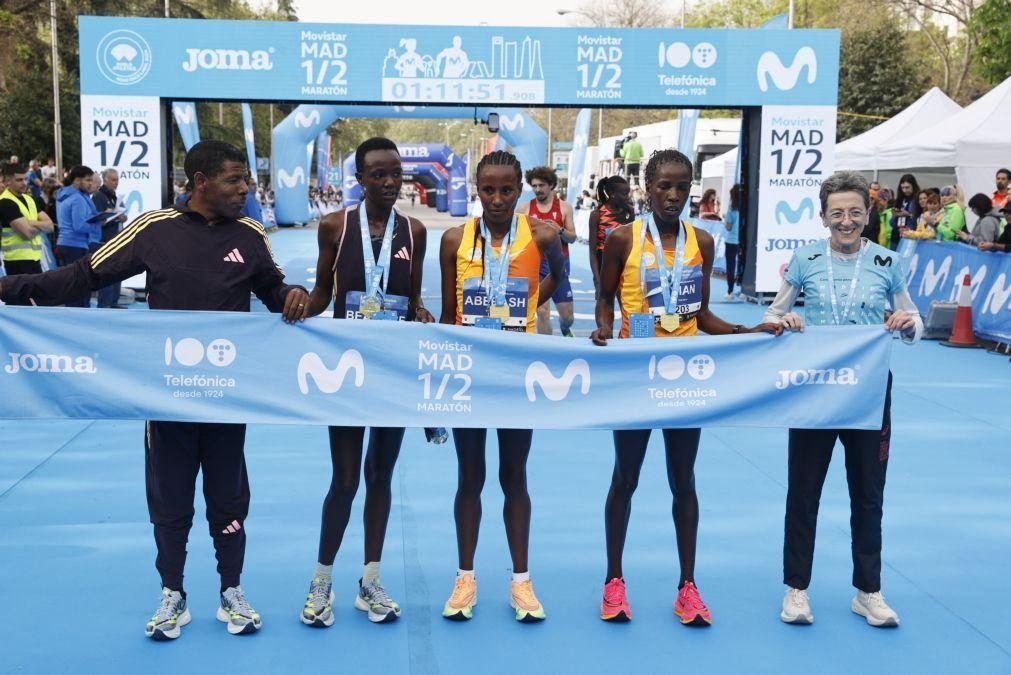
[[1, 224, 1010, 674]]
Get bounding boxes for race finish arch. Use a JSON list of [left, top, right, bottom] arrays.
[[78, 17, 838, 294]]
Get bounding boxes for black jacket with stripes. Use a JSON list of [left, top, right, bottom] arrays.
[[0, 205, 304, 312]]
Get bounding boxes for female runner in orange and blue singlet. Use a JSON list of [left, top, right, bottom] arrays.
[[591, 149, 782, 625], [437, 150, 567, 623]]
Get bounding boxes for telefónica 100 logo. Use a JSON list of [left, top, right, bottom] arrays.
[[164, 338, 237, 367]]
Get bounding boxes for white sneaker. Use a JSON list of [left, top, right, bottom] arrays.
[[780, 587, 814, 624], [851, 591, 900, 627]]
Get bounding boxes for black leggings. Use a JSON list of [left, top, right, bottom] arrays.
[[725, 243, 739, 294], [452, 428, 533, 573], [605, 428, 702, 585], [317, 426, 405, 566]]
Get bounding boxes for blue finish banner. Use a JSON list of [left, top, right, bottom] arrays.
[[80, 17, 839, 106], [897, 239, 1011, 343], [0, 307, 890, 429]]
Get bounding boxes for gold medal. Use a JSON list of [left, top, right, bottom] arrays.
[[360, 296, 382, 318], [660, 313, 680, 333], [489, 303, 510, 320]]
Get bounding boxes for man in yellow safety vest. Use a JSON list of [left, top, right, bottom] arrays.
[[1, 163, 54, 279]]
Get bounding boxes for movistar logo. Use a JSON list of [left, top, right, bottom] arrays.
[[297, 351, 365, 394], [277, 167, 306, 189], [5, 352, 97, 374], [774, 198, 815, 225], [294, 110, 321, 128], [524, 359, 590, 402], [757, 47, 817, 92], [499, 114, 525, 131], [183, 47, 274, 73], [775, 367, 857, 389], [173, 103, 195, 126]]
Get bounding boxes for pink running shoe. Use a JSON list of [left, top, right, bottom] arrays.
[[674, 581, 712, 626], [600, 577, 631, 622]]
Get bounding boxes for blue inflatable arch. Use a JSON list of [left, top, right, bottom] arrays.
[[272, 105, 545, 223], [341, 143, 467, 216]]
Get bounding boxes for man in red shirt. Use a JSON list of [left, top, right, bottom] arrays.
[[518, 166, 576, 336], [992, 168, 1009, 210]]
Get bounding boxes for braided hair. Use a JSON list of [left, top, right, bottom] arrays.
[[469, 150, 524, 263], [643, 149, 692, 186], [476, 150, 522, 186], [595, 175, 628, 204]]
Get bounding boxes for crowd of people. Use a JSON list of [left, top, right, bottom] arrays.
[[0, 137, 921, 641], [865, 169, 1011, 252], [0, 160, 129, 307]]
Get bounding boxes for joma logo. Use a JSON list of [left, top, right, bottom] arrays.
[[4, 352, 97, 374]]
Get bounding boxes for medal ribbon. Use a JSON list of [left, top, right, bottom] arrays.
[[359, 202, 396, 302], [640, 213, 686, 315], [479, 214, 518, 306], [825, 238, 867, 325]]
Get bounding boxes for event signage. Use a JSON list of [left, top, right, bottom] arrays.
[[756, 105, 837, 291], [897, 239, 1011, 343], [0, 307, 889, 430], [79, 17, 839, 107], [79, 94, 164, 224]]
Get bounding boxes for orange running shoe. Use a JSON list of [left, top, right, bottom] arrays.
[[442, 573, 477, 621], [674, 581, 712, 626], [600, 577, 631, 622], [510, 580, 546, 623]]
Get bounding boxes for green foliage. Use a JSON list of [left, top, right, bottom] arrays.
[[971, 0, 1011, 86], [0, 0, 287, 166], [836, 21, 925, 140], [686, 0, 788, 28]]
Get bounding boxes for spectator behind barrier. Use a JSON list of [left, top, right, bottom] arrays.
[[979, 202, 1011, 252], [958, 193, 1003, 247], [864, 188, 894, 248], [890, 174, 921, 233], [936, 186, 967, 241], [903, 192, 942, 240], [55, 165, 99, 308], [993, 169, 1009, 210]]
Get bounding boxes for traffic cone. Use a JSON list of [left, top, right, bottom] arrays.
[[940, 274, 979, 348]]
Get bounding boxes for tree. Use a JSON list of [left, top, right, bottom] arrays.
[[0, 0, 288, 167], [891, 0, 979, 99], [572, 0, 672, 27], [970, 0, 1011, 86], [836, 22, 925, 140]]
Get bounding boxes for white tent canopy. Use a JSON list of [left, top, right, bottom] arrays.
[[876, 76, 1011, 176], [954, 79, 1011, 208], [701, 148, 737, 212], [835, 87, 962, 171]]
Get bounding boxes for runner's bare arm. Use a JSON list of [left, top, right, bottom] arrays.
[[438, 226, 464, 324], [305, 210, 344, 317]]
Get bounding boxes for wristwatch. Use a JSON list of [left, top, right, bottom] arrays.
[[731, 324, 746, 334]]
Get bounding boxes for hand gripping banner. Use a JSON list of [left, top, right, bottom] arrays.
[[0, 307, 891, 430]]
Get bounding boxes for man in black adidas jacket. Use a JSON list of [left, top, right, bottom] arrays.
[[0, 140, 309, 640]]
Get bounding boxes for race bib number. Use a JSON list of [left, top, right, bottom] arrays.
[[346, 292, 409, 321], [461, 276, 529, 332], [641, 266, 703, 320]]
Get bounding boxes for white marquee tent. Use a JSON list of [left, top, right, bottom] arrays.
[[877, 76, 1011, 206], [835, 87, 962, 172]]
